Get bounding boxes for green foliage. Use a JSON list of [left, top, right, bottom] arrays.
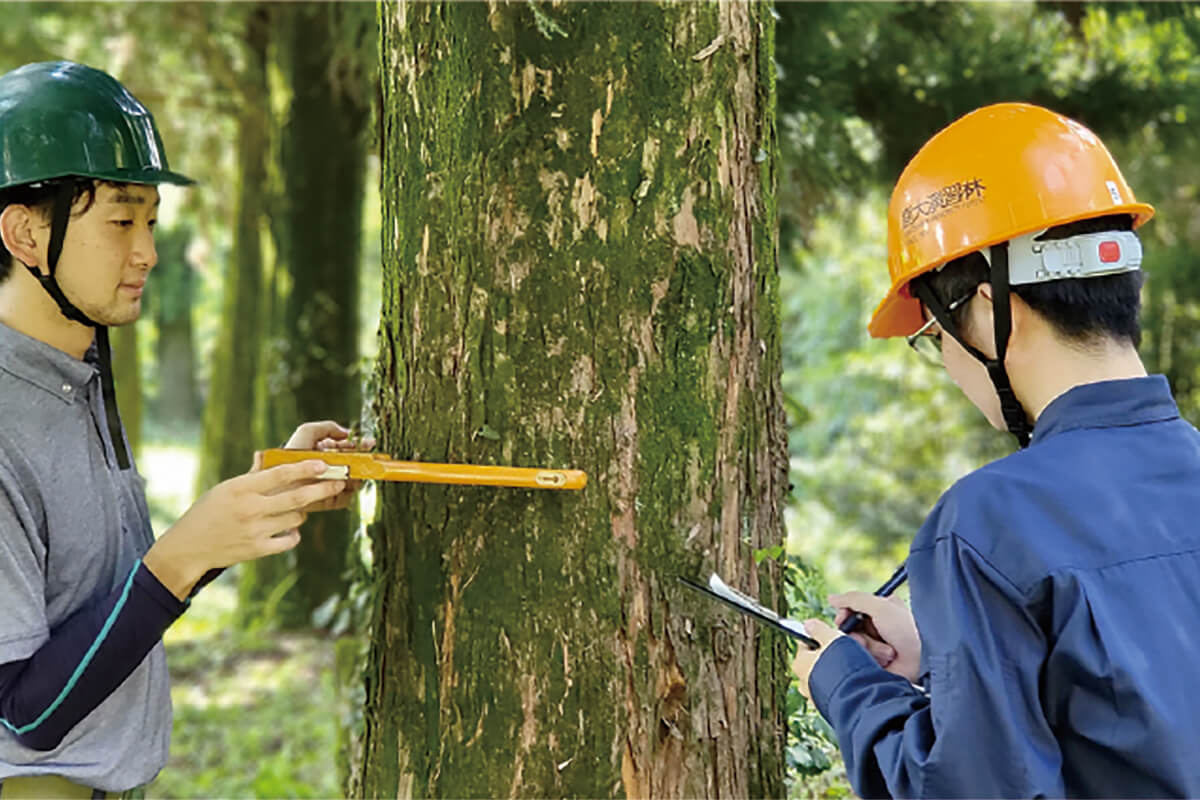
[[787, 684, 838, 777], [775, 1, 1200, 588], [157, 579, 342, 799], [750, 546, 848, 794], [774, 3, 1200, 233], [13, 1, 1200, 794], [774, 3, 1070, 233], [780, 191, 1007, 588], [1114, 120, 1200, 419]]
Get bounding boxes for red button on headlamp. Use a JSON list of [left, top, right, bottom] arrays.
[[1099, 241, 1121, 263]]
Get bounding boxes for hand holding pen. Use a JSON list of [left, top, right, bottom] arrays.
[[837, 562, 908, 633], [830, 562, 922, 682]]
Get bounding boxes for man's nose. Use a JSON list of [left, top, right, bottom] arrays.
[[133, 225, 158, 270]]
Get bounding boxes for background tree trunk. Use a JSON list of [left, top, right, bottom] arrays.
[[356, 3, 788, 796], [151, 225, 200, 425], [196, 5, 270, 492], [239, 2, 373, 629]]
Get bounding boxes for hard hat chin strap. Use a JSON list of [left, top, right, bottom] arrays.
[[912, 242, 1033, 449], [26, 182, 94, 326], [986, 242, 1033, 448], [92, 327, 129, 469], [22, 181, 132, 470]]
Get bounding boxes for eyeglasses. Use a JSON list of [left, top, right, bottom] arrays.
[[905, 290, 974, 365]]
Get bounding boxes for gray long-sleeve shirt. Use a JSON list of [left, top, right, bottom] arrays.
[[0, 321, 171, 790]]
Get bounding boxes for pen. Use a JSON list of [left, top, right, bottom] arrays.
[[838, 561, 908, 634]]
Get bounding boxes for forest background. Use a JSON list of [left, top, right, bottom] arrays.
[[4, 2, 1200, 797]]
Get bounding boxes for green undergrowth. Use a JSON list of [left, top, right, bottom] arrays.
[[757, 548, 854, 800], [142, 439, 343, 798], [153, 574, 341, 798]]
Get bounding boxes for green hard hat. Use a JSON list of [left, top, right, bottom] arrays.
[[0, 60, 193, 190]]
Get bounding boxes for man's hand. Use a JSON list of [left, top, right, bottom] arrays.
[[277, 420, 377, 512], [791, 619, 843, 701], [144, 460, 346, 599], [831, 592, 922, 682], [283, 420, 376, 453]]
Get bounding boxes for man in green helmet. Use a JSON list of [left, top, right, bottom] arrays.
[[0, 61, 360, 796]]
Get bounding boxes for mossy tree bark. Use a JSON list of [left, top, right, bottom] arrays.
[[238, 2, 374, 629], [357, 3, 788, 796]]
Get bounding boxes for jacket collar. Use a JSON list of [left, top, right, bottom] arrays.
[[0, 321, 98, 404], [1031, 375, 1179, 445]]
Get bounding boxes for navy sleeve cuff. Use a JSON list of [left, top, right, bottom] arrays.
[[810, 635, 883, 721], [0, 560, 188, 751], [134, 561, 190, 616]]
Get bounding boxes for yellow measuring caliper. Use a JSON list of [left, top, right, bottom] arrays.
[[260, 449, 587, 490]]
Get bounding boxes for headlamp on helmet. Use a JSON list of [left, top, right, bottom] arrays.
[[988, 229, 1142, 286]]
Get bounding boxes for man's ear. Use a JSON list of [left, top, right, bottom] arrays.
[[978, 280, 1035, 332], [0, 204, 47, 274], [976, 281, 1038, 364], [961, 282, 999, 360], [1003, 286, 1039, 361]]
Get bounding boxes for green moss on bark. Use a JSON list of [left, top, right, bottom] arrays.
[[359, 3, 786, 796]]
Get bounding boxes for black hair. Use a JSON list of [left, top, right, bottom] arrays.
[[0, 177, 98, 282], [910, 214, 1144, 349]]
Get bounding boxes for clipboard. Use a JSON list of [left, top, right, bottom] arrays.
[[679, 573, 820, 650]]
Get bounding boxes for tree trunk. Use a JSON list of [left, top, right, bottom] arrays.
[[196, 5, 270, 491], [156, 314, 199, 424], [356, 3, 788, 796], [151, 225, 200, 425], [239, 2, 372, 629]]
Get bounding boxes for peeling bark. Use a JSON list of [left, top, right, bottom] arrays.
[[358, 3, 787, 796]]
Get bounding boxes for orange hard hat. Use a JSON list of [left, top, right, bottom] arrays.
[[869, 103, 1155, 339]]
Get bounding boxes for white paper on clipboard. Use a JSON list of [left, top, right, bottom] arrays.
[[678, 572, 819, 649]]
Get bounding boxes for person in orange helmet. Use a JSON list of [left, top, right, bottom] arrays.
[[791, 103, 1200, 797]]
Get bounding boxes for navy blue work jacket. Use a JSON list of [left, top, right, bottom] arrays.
[[809, 376, 1200, 798]]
